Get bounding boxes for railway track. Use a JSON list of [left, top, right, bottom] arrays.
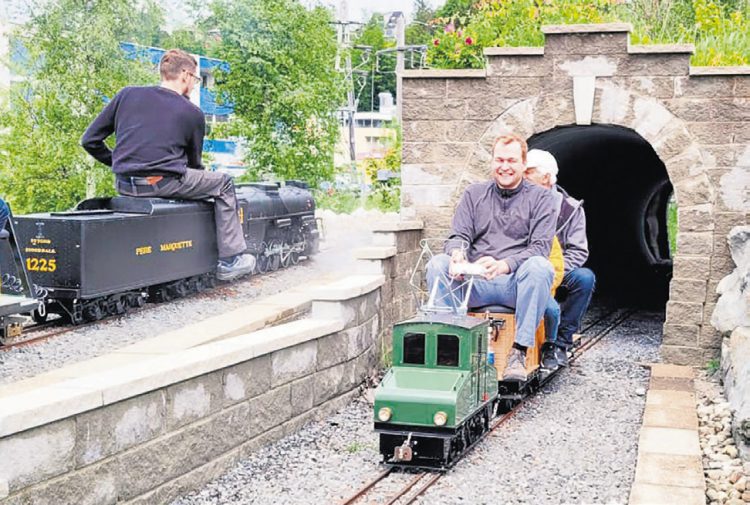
[[339, 308, 638, 505]]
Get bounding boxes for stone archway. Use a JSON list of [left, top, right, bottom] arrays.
[[454, 87, 716, 364]]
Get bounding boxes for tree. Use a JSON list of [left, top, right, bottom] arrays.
[[209, 0, 344, 186], [0, 0, 163, 213], [406, 0, 437, 46], [352, 14, 396, 112]]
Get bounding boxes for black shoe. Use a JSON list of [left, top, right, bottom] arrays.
[[541, 343, 558, 371], [555, 346, 569, 367]]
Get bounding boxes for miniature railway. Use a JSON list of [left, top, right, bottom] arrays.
[[340, 308, 638, 505], [0, 266, 290, 352]]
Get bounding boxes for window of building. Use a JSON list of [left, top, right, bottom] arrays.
[[437, 334, 460, 367], [403, 332, 426, 365]]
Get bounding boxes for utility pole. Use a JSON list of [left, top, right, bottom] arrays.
[[334, 0, 360, 189], [395, 13, 405, 124]]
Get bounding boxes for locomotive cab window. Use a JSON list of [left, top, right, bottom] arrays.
[[437, 334, 460, 367], [403, 332, 426, 365]]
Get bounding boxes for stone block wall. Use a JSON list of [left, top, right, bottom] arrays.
[[400, 23, 750, 365], [353, 221, 424, 362], [0, 278, 384, 504]]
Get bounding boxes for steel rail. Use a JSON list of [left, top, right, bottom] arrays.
[[340, 308, 637, 505]]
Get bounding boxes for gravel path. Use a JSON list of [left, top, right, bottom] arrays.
[[0, 209, 390, 384], [172, 307, 663, 505]]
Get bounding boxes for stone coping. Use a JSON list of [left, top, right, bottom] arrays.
[[309, 274, 385, 301], [371, 220, 424, 232], [353, 246, 397, 260], [542, 22, 632, 34], [484, 47, 544, 56], [628, 44, 695, 54], [0, 288, 314, 398], [629, 363, 705, 505], [690, 66, 750, 76], [402, 69, 486, 79], [0, 317, 346, 438]]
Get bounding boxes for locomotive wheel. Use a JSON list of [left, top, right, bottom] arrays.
[[290, 232, 304, 265], [256, 252, 269, 274], [280, 241, 293, 268], [268, 240, 282, 271], [32, 308, 48, 324]]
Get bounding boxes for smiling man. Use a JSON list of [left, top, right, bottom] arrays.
[[426, 133, 558, 381]]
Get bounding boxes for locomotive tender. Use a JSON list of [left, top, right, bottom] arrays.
[[2, 181, 319, 325]]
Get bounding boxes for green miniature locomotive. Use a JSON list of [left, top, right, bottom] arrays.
[[373, 312, 498, 470]]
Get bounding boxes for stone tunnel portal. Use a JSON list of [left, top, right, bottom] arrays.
[[528, 124, 673, 308]]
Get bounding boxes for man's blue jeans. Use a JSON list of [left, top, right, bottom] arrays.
[[426, 254, 554, 348], [544, 267, 596, 349], [0, 197, 9, 232]]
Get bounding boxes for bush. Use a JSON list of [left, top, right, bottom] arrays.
[[426, 0, 749, 68]]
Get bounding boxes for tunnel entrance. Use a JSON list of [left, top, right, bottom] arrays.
[[528, 124, 673, 308]]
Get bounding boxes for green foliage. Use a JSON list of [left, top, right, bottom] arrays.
[[316, 125, 401, 214], [314, 188, 361, 214], [706, 357, 720, 374], [352, 14, 396, 111], [668, 198, 678, 256], [209, 0, 344, 187], [427, 0, 749, 69], [428, 0, 616, 69], [406, 0, 438, 46], [345, 441, 374, 454], [0, 0, 161, 213]]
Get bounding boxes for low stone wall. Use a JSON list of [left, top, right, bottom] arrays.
[[0, 219, 425, 504], [353, 221, 424, 360]]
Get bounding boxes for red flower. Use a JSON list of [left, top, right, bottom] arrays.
[[465, 36, 473, 45], [433, 38, 440, 46]]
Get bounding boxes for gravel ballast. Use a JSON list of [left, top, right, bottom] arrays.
[[172, 308, 662, 505], [0, 209, 390, 385]]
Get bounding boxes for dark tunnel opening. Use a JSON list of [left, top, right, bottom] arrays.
[[527, 124, 673, 308]]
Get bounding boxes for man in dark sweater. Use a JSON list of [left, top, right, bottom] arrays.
[[81, 48, 254, 281], [426, 134, 558, 381]]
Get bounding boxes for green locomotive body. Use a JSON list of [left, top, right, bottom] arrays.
[[373, 312, 498, 469]]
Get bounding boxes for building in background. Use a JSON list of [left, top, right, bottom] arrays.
[[335, 91, 397, 162]]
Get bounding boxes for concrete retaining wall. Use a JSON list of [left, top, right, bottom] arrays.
[[0, 221, 424, 504]]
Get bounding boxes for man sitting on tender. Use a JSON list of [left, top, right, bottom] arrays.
[[426, 134, 558, 381]]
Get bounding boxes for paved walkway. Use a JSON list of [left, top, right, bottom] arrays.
[[630, 364, 705, 505]]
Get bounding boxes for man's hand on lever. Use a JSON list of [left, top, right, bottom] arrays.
[[448, 249, 467, 280], [475, 256, 510, 280]]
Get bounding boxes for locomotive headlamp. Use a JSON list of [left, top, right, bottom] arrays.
[[433, 411, 448, 426], [378, 407, 392, 422]]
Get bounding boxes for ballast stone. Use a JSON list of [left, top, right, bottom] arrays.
[[722, 326, 750, 460]]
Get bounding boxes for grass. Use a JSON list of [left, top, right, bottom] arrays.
[[345, 441, 375, 454], [668, 198, 678, 256], [706, 357, 720, 375]]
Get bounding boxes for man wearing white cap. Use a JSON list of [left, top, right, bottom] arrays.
[[525, 149, 596, 366]]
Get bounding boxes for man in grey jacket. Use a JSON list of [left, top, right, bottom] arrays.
[[524, 149, 596, 367], [426, 134, 558, 382]]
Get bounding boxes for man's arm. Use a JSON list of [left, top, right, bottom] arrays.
[[560, 207, 589, 274], [444, 190, 475, 257], [504, 190, 558, 272], [81, 93, 121, 167], [186, 111, 206, 169]]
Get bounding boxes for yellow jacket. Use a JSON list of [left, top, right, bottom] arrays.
[[549, 236, 564, 295]]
